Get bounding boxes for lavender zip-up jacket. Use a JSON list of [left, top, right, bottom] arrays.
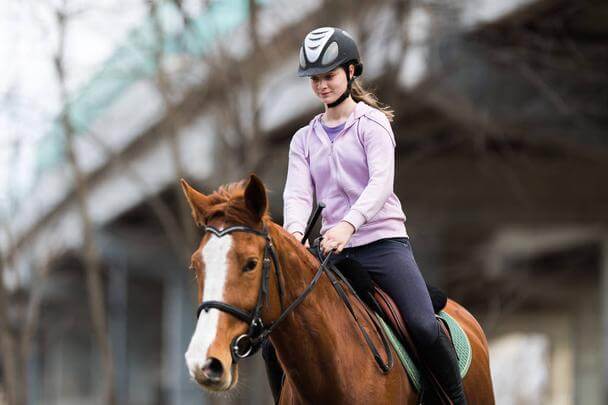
[[283, 101, 408, 248]]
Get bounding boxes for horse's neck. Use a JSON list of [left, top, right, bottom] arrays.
[[267, 223, 339, 309], [267, 224, 365, 398]]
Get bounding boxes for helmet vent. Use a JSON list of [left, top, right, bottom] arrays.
[[322, 42, 339, 66]]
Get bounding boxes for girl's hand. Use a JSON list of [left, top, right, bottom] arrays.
[[292, 231, 310, 248], [321, 221, 355, 254]]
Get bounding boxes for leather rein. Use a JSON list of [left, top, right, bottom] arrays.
[[195, 223, 393, 373]]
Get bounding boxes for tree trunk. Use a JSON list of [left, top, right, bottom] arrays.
[[54, 8, 116, 404], [0, 253, 27, 405]]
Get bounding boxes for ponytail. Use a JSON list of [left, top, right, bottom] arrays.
[[351, 79, 395, 122]]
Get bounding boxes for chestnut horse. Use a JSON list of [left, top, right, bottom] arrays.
[[182, 175, 495, 404]]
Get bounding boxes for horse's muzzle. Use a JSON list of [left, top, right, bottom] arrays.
[[189, 356, 232, 391]]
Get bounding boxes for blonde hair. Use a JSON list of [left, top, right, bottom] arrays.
[[351, 78, 395, 122]]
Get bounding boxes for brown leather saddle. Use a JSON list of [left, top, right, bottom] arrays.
[[372, 284, 451, 355]]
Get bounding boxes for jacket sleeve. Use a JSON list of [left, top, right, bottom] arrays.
[[342, 115, 396, 231], [283, 128, 314, 235]]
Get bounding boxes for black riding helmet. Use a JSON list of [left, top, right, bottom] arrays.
[[298, 27, 363, 108]]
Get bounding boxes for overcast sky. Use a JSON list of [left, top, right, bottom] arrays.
[[0, 0, 149, 215]]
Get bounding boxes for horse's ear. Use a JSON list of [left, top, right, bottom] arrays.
[[180, 179, 210, 227], [244, 173, 267, 223]]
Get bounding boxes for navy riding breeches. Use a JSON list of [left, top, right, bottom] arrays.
[[332, 237, 440, 347]]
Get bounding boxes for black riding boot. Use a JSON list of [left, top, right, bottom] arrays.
[[420, 325, 467, 405], [261, 340, 284, 404]]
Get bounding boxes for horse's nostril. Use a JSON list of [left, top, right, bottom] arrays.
[[202, 357, 224, 381]]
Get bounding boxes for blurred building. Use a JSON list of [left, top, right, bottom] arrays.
[[1, 0, 607, 404]]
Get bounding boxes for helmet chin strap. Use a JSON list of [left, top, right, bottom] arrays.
[[327, 66, 355, 109]]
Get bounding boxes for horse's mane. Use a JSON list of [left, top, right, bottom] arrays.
[[267, 222, 321, 272], [205, 180, 272, 227]]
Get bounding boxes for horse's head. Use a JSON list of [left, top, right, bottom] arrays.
[[181, 174, 277, 391]]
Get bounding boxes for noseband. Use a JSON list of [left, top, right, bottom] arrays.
[[195, 223, 393, 373]]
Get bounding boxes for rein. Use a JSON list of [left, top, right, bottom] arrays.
[[195, 223, 393, 373]]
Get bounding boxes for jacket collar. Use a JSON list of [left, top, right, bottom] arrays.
[[309, 101, 373, 143]]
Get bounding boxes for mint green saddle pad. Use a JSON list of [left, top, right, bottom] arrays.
[[376, 311, 472, 392]]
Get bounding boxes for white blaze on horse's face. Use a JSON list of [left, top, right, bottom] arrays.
[[184, 234, 232, 383]]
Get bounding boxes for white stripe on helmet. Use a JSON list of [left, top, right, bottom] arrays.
[[304, 27, 335, 63]]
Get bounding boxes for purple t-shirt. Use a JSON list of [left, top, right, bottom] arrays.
[[321, 121, 345, 142]]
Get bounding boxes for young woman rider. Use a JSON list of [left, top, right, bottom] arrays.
[[263, 27, 467, 404]]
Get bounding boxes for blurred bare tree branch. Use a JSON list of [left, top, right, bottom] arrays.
[[0, 220, 54, 405], [52, 3, 116, 404], [0, 250, 23, 405], [148, 0, 199, 252]]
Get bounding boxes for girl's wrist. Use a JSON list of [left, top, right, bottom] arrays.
[[340, 221, 355, 233]]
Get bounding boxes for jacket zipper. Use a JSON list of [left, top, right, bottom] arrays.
[[330, 142, 352, 208]]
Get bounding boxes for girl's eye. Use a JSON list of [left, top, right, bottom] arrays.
[[243, 259, 258, 272]]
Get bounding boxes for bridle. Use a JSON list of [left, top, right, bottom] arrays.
[[195, 223, 393, 373], [196, 224, 285, 363]]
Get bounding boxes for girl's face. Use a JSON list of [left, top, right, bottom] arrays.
[[310, 65, 353, 104]]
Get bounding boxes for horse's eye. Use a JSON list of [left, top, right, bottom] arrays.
[[243, 259, 258, 272]]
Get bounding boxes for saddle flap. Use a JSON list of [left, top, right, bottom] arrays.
[[372, 285, 415, 353], [372, 285, 455, 350]]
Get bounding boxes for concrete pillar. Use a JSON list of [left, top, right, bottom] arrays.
[[108, 255, 128, 405], [163, 273, 183, 405], [574, 289, 601, 405], [163, 263, 206, 405]]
